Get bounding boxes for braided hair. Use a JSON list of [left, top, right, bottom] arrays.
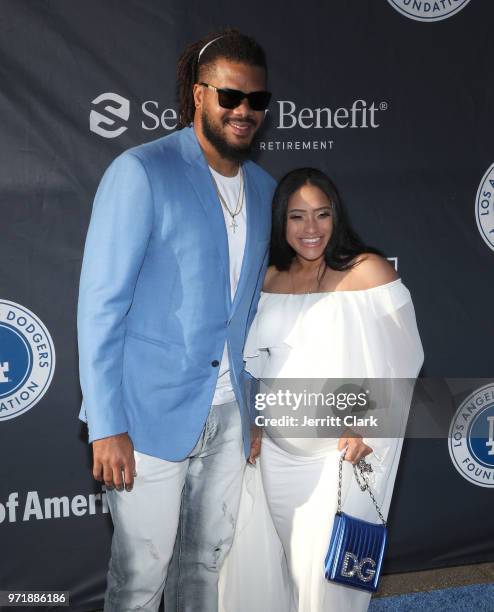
[[176, 28, 268, 129]]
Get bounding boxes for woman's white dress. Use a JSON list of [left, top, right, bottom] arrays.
[[219, 278, 424, 612]]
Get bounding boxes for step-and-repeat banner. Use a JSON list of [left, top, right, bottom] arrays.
[[1, 1, 493, 609]]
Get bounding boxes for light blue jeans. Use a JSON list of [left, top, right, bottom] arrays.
[[104, 401, 245, 612]]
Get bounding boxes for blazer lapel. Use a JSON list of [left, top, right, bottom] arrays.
[[183, 131, 232, 309]]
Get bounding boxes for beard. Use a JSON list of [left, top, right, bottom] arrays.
[[201, 109, 255, 163]]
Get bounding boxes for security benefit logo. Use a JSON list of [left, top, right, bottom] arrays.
[[90, 92, 130, 139], [89, 92, 178, 139], [475, 162, 494, 252], [88, 92, 387, 152], [387, 0, 471, 21], [448, 383, 494, 488], [0, 300, 55, 421]]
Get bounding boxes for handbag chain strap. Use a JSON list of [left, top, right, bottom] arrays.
[[337, 453, 387, 527]]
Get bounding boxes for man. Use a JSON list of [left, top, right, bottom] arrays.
[[78, 29, 275, 612]]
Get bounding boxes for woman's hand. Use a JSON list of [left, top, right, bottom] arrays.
[[337, 429, 373, 464], [248, 424, 263, 465]]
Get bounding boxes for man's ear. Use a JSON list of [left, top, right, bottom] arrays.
[[193, 83, 203, 110]]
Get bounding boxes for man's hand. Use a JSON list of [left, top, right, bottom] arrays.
[[92, 432, 136, 491], [248, 424, 262, 465], [337, 429, 373, 464]]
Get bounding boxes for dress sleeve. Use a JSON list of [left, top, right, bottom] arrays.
[[346, 286, 424, 521]]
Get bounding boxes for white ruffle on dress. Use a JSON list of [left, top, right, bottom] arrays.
[[219, 279, 424, 612]]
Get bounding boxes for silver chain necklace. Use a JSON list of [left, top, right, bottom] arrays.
[[209, 166, 245, 233]]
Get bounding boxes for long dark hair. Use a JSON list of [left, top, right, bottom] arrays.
[[270, 168, 382, 271], [176, 28, 268, 129]]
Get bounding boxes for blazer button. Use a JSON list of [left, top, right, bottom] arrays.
[[211, 360, 220, 367]]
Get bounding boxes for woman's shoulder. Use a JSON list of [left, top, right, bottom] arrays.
[[263, 265, 289, 293], [343, 253, 399, 291]]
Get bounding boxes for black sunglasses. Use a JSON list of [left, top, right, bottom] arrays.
[[199, 82, 271, 111]]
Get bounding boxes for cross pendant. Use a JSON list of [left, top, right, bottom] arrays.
[[230, 217, 238, 233]]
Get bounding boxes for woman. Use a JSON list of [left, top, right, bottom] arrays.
[[220, 168, 424, 612]]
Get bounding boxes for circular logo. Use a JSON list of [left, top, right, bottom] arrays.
[[448, 383, 494, 488], [0, 300, 55, 421], [387, 0, 471, 22], [475, 163, 494, 252]]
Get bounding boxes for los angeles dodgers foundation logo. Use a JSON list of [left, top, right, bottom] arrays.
[[448, 383, 494, 488], [387, 0, 471, 22], [475, 163, 494, 252], [0, 300, 55, 421]]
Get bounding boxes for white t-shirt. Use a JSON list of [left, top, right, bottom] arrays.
[[209, 165, 247, 405]]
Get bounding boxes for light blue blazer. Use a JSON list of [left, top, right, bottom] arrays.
[[78, 126, 275, 461]]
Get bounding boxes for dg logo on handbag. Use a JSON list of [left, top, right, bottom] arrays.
[[341, 552, 377, 582]]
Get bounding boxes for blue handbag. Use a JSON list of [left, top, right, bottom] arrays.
[[324, 452, 387, 593]]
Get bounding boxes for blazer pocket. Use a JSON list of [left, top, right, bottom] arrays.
[[126, 329, 183, 350]]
